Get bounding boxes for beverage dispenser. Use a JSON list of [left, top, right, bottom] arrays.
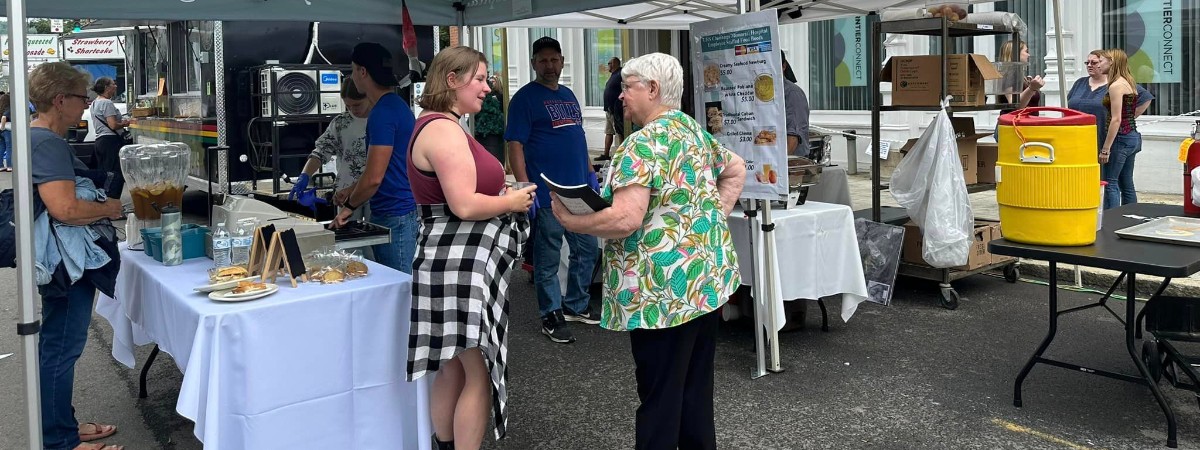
[[120, 143, 191, 247]]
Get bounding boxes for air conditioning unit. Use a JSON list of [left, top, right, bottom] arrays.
[[260, 68, 345, 117]]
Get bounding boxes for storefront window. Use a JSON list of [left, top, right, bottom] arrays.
[[583, 29, 623, 107], [808, 15, 877, 110], [1102, 0, 1198, 116], [480, 27, 508, 81]]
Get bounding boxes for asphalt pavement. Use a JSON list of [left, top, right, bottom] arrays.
[[4, 170, 1200, 449]]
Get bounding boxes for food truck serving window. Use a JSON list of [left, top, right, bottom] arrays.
[[168, 21, 204, 94]]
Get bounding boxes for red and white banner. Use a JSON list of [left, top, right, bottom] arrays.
[[63, 36, 126, 60]]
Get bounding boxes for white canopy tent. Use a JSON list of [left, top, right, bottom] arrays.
[[6, 0, 1066, 447]]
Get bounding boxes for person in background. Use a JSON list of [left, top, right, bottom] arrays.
[[0, 93, 11, 171], [90, 77, 128, 181], [473, 75, 507, 165], [505, 36, 600, 344], [781, 52, 811, 157], [30, 62, 126, 450], [1066, 49, 1154, 209], [1097, 48, 1142, 209], [336, 42, 418, 274], [599, 56, 624, 161], [552, 52, 744, 450], [289, 78, 374, 220], [406, 46, 535, 450], [996, 40, 1045, 112]]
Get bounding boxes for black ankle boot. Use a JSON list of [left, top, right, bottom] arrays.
[[432, 434, 455, 450]]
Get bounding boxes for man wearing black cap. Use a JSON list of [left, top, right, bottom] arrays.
[[505, 36, 599, 344], [781, 52, 811, 157], [334, 42, 418, 274]]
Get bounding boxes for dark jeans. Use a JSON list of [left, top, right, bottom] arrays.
[[1101, 133, 1141, 209], [532, 209, 597, 317], [40, 281, 98, 450], [1, 129, 10, 167], [629, 310, 720, 450], [94, 135, 125, 181]]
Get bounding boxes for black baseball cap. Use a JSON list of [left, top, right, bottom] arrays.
[[351, 42, 402, 87], [531, 37, 562, 56]]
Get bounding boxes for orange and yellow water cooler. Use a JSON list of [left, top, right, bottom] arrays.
[[995, 107, 1100, 246]]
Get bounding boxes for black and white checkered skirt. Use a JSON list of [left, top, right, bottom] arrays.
[[406, 204, 528, 439]]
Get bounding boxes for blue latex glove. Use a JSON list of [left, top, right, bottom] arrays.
[[295, 187, 328, 214], [288, 173, 311, 201], [528, 194, 540, 223], [588, 174, 600, 192]]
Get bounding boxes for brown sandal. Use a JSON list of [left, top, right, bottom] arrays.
[[79, 422, 117, 442]]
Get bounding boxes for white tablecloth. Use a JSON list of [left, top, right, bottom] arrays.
[[728, 201, 869, 331], [96, 246, 431, 450]]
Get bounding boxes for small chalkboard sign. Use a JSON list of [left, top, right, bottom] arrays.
[[247, 224, 276, 276], [261, 228, 307, 287], [279, 228, 307, 280]]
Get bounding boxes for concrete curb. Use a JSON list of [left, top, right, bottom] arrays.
[[1013, 258, 1200, 299]]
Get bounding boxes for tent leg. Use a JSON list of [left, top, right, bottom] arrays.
[[7, 0, 45, 447]]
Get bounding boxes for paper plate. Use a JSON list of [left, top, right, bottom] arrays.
[[208, 284, 279, 302], [195, 276, 260, 293]]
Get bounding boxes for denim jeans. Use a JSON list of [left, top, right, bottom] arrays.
[[40, 281, 97, 450], [1, 129, 11, 167], [533, 207, 598, 317], [1101, 133, 1141, 210], [370, 209, 419, 275]]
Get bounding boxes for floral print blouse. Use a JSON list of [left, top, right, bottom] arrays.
[[599, 109, 741, 331], [310, 112, 368, 191]]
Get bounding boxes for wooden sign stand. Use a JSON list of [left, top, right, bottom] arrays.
[[247, 224, 276, 276], [260, 228, 308, 288]]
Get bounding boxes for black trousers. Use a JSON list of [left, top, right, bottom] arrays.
[[629, 310, 720, 450], [94, 135, 124, 178]]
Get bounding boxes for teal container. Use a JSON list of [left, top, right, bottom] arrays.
[[141, 225, 208, 262]]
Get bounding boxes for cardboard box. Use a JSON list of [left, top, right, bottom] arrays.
[[977, 143, 999, 184], [878, 150, 905, 180], [978, 219, 1017, 264], [900, 220, 1000, 270], [881, 54, 1002, 107], [901, 221, 924, 264], [896, 117, 989, 185]]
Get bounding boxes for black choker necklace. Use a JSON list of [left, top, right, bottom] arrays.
[[447, 111, 461, 119]]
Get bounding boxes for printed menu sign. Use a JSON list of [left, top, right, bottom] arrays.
[[690, 12, 787, 201]]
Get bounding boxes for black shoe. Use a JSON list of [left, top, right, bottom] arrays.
[[432, 434, 455, 450], [596, 154, 612, 161], [541, 311, 576, 343], [564, 306, 601, 325]]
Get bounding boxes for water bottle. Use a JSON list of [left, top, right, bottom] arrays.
[[161, 205, 183, 266], [230, 221, 252, 266], [213, 223, 233, 267]]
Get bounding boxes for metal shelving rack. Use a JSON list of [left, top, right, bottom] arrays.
[[868, 17, 1022, 309]]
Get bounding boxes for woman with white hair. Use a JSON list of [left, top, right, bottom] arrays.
[[552, 52, 745, 450]]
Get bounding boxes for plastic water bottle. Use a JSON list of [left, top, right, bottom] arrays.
[[213, 223, 233, 267], [230, 222, 252, 266]]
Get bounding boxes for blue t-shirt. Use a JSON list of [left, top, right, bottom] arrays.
[[504, 83, 591, 206], [1066, 77, 1154, 146], [365, 92, 417, 216]]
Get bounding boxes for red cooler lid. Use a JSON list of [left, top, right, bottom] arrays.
[[999, 107, 1096, 126]]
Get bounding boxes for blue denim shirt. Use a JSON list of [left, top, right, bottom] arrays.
[[34, 176, 112, 286]]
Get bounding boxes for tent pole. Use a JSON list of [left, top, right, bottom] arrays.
[[7, 0, 45, 447], [1052, 0, 1067, 107]]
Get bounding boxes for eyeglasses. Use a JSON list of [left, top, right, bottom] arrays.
[[621, 80, 645, 92], [63, 93, 89, 101], [1085, 61, 1102, 66]]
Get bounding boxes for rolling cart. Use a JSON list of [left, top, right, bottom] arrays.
[[865, 17, 1022, 309], [1141, 295, 1200, 410]]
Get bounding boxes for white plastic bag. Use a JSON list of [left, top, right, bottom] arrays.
[[889, 100, 974, 268], [1192, 166, 1200, 207]]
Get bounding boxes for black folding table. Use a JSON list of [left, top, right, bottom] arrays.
[[989, 203, 1200, 448]]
